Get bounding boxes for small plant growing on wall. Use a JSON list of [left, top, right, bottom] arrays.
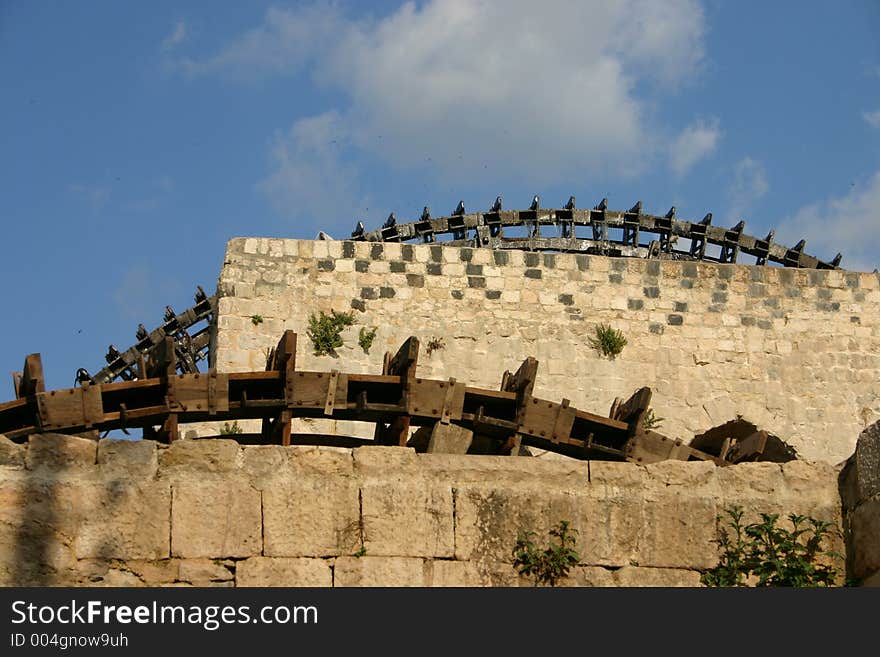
[[589, 323, 627, 359], [426, 336, 446, 356], [701, 506, 841, 587], [358, 326, 378, 354], [642, 408, 664, 431], [512, 520, 580, 587], [220, 420, 243, 435], [307, 310, 355, 356], [250, 314, 264, 326]]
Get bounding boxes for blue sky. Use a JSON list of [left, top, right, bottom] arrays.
[[1, 0, 879, 395]]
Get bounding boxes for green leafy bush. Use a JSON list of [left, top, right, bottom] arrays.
[[220, 421, 243, 435], [426, 336, 446, 356], [701, 506, 841, 587], [589, 323, 627, 359], [642, 408, 664, 431], [513, 520, 580, 586], [307, 310, 355, 356], [250, 314, 263, 326], [358, 326, 378, 354]]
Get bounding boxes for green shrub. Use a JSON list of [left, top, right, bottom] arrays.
[[250, 314, 264, 326], [513, 520, 580, 587], [701, 506, 841, 587], [358, 326, 378, 354], [307, 310, 355, 356], [642, 408, 664, 431], [589, 323, 627, 359], [426, 336, 446, 356], [220, 421, 243, 435]]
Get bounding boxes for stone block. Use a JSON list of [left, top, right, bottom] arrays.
[[841, 421, 880, 507], [0, 435, 24, 467], [353, 446, 417, 475], [426, 423, 473, 454], [851, 498, 880, 581], [429, 560, 520, 587], [26, 433, 96, 470], [263, 477, 360, 557], [172, 479, 261, 558], [236, 557, 332, 587], [159, 439, 240, 474], [75, 479, 171, 560], [614, 566, 703, 587], [97, 438, 158, 476], [361, 481, 454, 557], [637, 489, 718, 569], [333, 556, 427, 587], [177, 559, 235, 584]]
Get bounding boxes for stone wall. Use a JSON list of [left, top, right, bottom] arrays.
[[212, 238, 880, 464], [0, 434, 847, 587], [841, 421, 880, 585]]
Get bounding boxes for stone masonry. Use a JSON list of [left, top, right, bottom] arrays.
[[210, 238, 880, 464], [0, 434, 846, 587]]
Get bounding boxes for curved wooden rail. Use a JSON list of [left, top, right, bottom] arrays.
[[349, 199, 842, 270], [0, 331, 778, 466]]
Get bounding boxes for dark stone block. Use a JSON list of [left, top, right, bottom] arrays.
[[401, 244, 414, 261], [608, 274, 622, 284], [524, 269, 542, 279], [380, 287, 395, 299], [430, 246, 443, 263], [468, 276, 486, 289], [576, 255, 590, 271], [390, 261, 407, 273], [851, 316, 861, 324], [459, 248, 473, 262], [715, 281, 728, 290], [627, 299, 644, 310], [524, 253, 540, 267], [785, 287, 801, 298], [558, 294, 574, 306], [682, 263, 698, 278], [370, 244, 384, 260], [680, 279, 694, 289], [611, 259, 627, 271], [708, 305, 723, 313], [674, 301, 688, 312], [748, 283, 765, 297], [361, 287, 377, 300], [717, 266, 734, 280], [712, 292, 728, 304], [854, 291, 866, 302], [493, 251, 509, 266], [342, 241, 355, 259], [451, 290, 464, 300], [649, 323, 664, 335], [355, 260, 369, 273], [350, 299, 366, 312], [646, 261, 661, 277], [426, 263, 442, 276], [317, 259, 335, 272], [757, 319, 773, 330], [466, 263, 483, 276], [778, 269, 795, 285], [667, 314, 683, 326], [817, 288, 832, 300], [406, 274, 425, 288], [750, 268, 764, 282], [846, 274, 860, 289], [485, 290, 501, 300], [543, 254, 556, 269], [741, 316, 756, 326], [643, 286, 660, 299], [809, 270, 827, 285], [816, 302, 840, 312], [763, 297, 779, 308]]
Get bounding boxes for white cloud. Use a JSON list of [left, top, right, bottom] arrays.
[[669, 117, 721, 176], [777, 171, 880, 272], [179, 1, 708, 214], [724, 157, 768, 224], [161, 20, 187, 52], [863, 110, 880, 128]]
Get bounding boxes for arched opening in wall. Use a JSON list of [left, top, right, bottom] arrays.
[[689, 418, 798, 464]]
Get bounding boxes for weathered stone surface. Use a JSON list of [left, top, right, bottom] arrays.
[[353, 446, 417, 476], [429, 560, 520, 587], [614, 566, 703, 587], [159, 439, 240, 474], [361, 481, 454, 557], [421, 453, 589, 487], [263, 477, 360, 557], [0, 435, 24, 467], [638, 489, 717, 569], [26, 433, 96, 470], [841, 421, 880, 507], [75, 480, 171, 560], [850, 498, 880, 580], [177, 559, 235, 584], [426, 423, 473, 454], [236, 557, 332, 587], [334, 556, 427, 587], [97, 438, 157, 476], [172, 479, 261, 558]]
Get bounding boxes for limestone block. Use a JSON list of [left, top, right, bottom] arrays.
[[236, 557, 332, 587], [578, 491, 644, 567], [26, 433, 96, 471], [361, 481, 454, 558], [426, 423, 473, 454], [171, 479, 261, 559], [124, 559, 181, 585], [0, 435, 24, 467], [97, 438, 158, 477], [333, 556, 427, 587], [178, 559, 235, 584], [614, 566, 703, 587], [263, 477, 360, 557], [429, 560, 519, 587], [851, 498, 880, 581], [637, 488, 718, 569], [554, 566, 616, 587], [841, 421, 880, 507], [75, 479, 171, 560], [159, 439, 240, 475], [289, 445, 355, 477], [353, 446, 417, 476]]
